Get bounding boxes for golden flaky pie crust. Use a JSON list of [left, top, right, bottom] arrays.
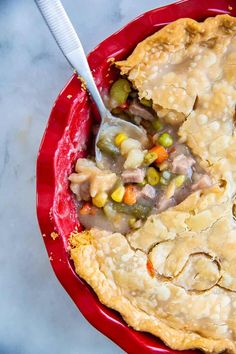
[[70, 15, 236, 353]]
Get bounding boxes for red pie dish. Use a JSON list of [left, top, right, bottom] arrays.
[[36, 0, 236, 353]]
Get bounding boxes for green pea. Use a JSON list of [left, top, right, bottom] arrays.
[[110, 79, 131, 106], [162, 171, 172, 180], [152, 119, 163, 131], [146, 167, 160, 186], [160, 171, 172, 185], [158, 132, 174, 147], [144, 152, 157, 166]]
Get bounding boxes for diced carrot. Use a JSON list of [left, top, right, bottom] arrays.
[[79, 202, 96, 215], [146, 259, 155, 277], [149, 145, 168, 164], [123, 185, 137, 205]]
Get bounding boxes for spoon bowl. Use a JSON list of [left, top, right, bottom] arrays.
[[95, 112, 146, 170]]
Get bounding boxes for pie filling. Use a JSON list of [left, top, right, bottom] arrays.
[[69, 79, 212, 234]]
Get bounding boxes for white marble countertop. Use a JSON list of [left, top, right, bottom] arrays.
[[0, 1, 173, 353]]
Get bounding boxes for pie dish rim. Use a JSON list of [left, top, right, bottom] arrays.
[[36, 0, 236, 352]]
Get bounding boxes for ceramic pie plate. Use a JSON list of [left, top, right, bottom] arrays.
[[36, 0, 236, 352]]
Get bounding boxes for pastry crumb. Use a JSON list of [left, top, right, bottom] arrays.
[[77, 75, 87, 91], [107, 57, 115, 63], [50, 232, 59, 240]]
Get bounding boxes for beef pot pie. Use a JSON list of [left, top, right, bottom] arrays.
[[69, 15, 236, 353]]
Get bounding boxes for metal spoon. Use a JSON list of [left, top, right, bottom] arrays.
[[35, 0, 146, 170]]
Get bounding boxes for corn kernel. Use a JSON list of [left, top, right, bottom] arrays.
[[92, 192, 108, 208], [175, 175, 186, 187], [111, 185, 125, 203], [146, 167, 160, 186], [114, 133, 128, 147]]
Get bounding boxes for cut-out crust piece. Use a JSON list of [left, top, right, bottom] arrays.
[[70, 15, 236, 353]]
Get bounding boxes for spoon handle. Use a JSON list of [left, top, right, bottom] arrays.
[[35, 0, 107, 118]]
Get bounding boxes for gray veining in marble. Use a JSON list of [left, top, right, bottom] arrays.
[[0, 1, 174, 353]]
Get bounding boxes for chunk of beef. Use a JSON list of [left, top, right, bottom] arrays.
[[121, 168, 145, 184], [171, 154, 195, 175], [192, 174, 212, 191], [128, 99, 155, 121]]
